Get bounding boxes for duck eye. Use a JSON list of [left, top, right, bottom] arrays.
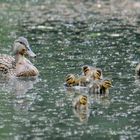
[[18, 41, 25, 45]]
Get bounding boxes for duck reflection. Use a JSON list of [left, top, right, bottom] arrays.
[[9, 77, 38, 95], [0, 77, 38, 110], [72, 95, 90, 122]]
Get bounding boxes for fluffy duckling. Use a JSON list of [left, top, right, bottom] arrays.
[[89, 79, 112, 96], [65, 73, 91, 87], [82, 65, 103, 80], [73, 95, 89, 110], [135, 63, 140, 77], [72, 95, 90, 122], [0, 37, 39, 79], [65, 74, 78, 87]]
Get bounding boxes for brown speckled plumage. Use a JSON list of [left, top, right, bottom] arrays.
[[0, 37, 39, 79]]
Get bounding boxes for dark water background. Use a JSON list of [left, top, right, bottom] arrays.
[[0, 0, 140, 139]]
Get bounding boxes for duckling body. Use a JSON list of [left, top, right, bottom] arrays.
[[0, 37, 39, 79]]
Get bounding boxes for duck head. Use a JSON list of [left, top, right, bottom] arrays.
[[13, 37, 36, 58]]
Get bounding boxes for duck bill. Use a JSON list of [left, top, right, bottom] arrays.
[[27, 47, 36, 57]]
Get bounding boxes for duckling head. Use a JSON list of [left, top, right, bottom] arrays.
[[82, 65, 90, 76], [93, 68, 103, 80], [79, 95, 88, 105], [13, 37, 36, 57], [102, 79, 112, 89]]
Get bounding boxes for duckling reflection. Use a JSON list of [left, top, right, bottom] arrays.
[[72, 95, 90, 122], [89, 79, 112, 97], [82, 65, 103, 80]]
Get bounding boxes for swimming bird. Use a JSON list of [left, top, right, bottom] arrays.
[[0, 37, 39, 79], [73, 95, 89, 111], [65, 73, 91, 87], [89, 79, 112, 96], [82, 65, 103, 80]]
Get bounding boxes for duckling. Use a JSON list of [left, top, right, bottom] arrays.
[[135, 63, 140, 77], [100, 79, 112, 95], [72, 95, 90, 122], [65, 73, 91, 87], [89, 79, 112, 96], [65, 74, 78, 87], [82, 65, 103, 80], [73, 95, 89, 110], [0, 37, 39, 79]]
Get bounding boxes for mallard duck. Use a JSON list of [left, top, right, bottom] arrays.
[[135, 63, 140, 77], [82, 65, 103, 80], [65, 73, 91, 87], [73, 95, 89, 110], [0, 37, 39, 79], [89, 79, 112, 96]]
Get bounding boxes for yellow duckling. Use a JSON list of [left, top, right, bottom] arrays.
[[135, 63, 140, 77], [72, 95, 90, 122], [0, 37, 39, 79], [73, 95, 89, 110], [82, 65, 103, 80], [89, 79, 112, 96], [65, 73, 91, 87]]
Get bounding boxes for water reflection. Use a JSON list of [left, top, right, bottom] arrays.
[[0, 77, 38, 110], [0, 0, 140, 139]]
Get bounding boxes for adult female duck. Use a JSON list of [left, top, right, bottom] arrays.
[[0, 37, 39, 79]]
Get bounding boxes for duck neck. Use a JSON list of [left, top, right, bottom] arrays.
[[15, 53, 25, 64]]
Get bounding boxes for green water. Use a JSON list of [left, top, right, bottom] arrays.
[[0, 0, 140, 139]]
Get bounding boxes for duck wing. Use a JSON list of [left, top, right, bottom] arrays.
[[0, 54, 15, 75]]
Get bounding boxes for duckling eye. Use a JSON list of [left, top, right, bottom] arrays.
[[66, 77, 71, 82], [84, 69, 88, 72], [97, 70, 101, 76]]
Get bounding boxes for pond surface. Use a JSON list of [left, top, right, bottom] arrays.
[[0, 0, 140, 139]]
